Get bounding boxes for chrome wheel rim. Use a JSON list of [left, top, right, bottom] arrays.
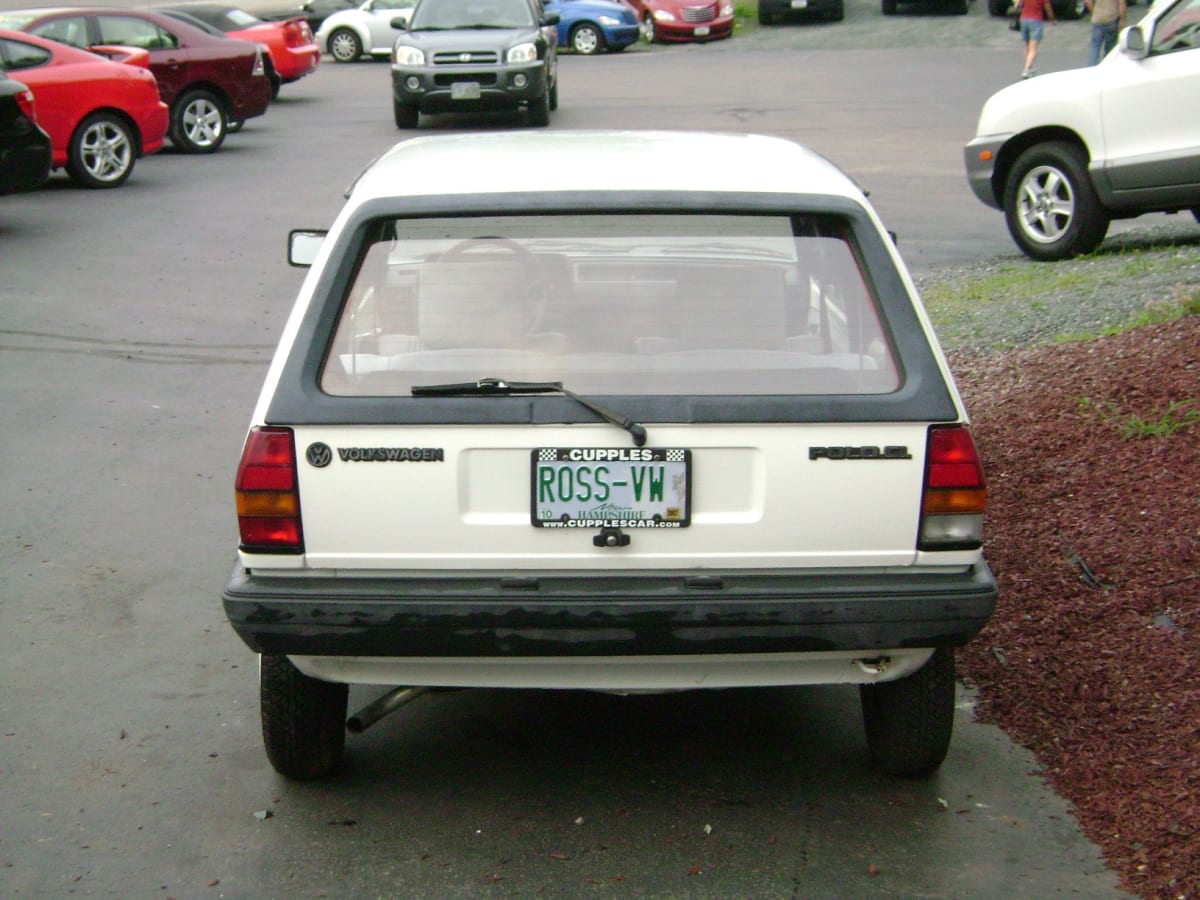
[[573, 26, 600, 53], [1017, 164, 1075, 245], [80, 120, 132, 183], [183, 98, 223, 149], [330, 32, 358, 60]]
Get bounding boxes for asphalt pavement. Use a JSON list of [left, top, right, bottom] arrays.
[[0, 4, 1147, 897]]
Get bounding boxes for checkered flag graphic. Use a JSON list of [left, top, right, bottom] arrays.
[[666, 450, 684, 462], [538, 449, 557, 461]]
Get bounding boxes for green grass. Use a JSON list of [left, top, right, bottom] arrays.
[[1078, 397, 1200, 440], [919, 244, 1200, 348]]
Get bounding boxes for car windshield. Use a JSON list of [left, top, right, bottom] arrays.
[[320, 213, 900, 397], [409, 0, 535, 30], [213, 8, 263, 28]]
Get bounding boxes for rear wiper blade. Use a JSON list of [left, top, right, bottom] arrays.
[[412, 377, 647, 447]]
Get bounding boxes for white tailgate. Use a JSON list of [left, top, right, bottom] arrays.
[[292, 422, 929, 570]]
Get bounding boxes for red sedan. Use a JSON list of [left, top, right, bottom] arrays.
[[160, 5, 321, 99], [0, 29, 167, 188], [0, 7, 272, 154]]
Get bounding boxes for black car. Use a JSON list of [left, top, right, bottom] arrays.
[[0, 67, 51, 194], [390, 0, 558, 128], [758, 0, 843, 24], [259, 0, 358, 31]]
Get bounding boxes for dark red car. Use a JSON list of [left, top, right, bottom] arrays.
[[0, 7, 272, 154], [159, 4, 320, 99], [0, 29, 168, 188], [629, 0, 733, 43]]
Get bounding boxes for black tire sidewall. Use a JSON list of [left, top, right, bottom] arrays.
[[1003, 141, 1109, 261], [170, 89, 227, 155], [67, 112, 134, 189]]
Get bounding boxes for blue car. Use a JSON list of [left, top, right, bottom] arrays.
[[545, 0, 639, 54]]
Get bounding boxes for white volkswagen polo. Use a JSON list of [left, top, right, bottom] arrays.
[[224, 130, 997, 780]]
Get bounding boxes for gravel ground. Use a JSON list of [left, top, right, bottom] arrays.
[[917, 226, 1200, 900], [914, 219, 1200, 353]]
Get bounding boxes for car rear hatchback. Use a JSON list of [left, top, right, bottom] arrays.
[[224, 130, 996, 781]]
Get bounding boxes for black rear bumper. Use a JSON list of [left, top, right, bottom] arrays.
[[223, 563, 997, 658]]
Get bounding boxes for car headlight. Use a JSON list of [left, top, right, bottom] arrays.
[[720, 1, 733, 13], [393, 44, 424, 65], [506, 42, 538, 63], [598, 14, 620, 23], [652, 9, 676, 21]]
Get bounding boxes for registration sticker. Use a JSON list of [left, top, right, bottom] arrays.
[[532, 448, 691, 529]]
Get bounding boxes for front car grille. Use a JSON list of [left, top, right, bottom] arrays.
[[433, 72, 500, 87], [432, 50, 501, 64], [680, 4, 717, 21]]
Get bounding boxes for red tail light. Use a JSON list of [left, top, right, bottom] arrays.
[[284, 18, 312, 45], [236, 427, 304, 553], [919, 425, 986, 551], [14, 88, 38, 124]]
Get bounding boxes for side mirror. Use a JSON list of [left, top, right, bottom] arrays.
[[288, 230, 327, 267], [390, 14, 409, 27], [543, 10, 560, 24], [1120, 24, 1148, 59]]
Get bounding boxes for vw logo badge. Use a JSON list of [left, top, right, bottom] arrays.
[[306, 442, 333, 468]]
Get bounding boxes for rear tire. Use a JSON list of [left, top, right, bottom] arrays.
[[260, 654, 348, 781], [860, 647, 955, 777], [170, 88, 227, 154], [328, 27, 362, 62], [1003, 140, 1109, 261], [67, 112, 135, 189]]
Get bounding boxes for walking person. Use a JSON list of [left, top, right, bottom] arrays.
[[1085, 0, 1127, 65], [1018, 0, 1057, 79]]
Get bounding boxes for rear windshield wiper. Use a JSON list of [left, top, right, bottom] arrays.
[[412, 378, 647, 447]]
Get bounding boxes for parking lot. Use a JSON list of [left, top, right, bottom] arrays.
[[0, 5, 1153, 896]]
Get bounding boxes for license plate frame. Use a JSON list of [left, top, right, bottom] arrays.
[[531, 448, 691, 529]]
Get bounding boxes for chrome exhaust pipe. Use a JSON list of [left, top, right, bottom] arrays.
[[346, 686, 429, 734]]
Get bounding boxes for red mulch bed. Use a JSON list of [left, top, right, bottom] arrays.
[[948, 315, 1200, 900]]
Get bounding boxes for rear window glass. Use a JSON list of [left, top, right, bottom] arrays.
[[320, 213, 900, 397]]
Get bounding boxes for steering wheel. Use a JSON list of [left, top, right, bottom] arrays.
[[436, 235, 548, 331]]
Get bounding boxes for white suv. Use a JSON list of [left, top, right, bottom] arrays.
[[965, 0, 1200, 260], [224, 130, 997, 780]]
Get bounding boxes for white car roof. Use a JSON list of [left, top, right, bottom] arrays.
[[350, 130, 867, 202]]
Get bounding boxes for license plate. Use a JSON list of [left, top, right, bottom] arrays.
[[694, 24, 710, 35], [790, 0, 807, 7], [451, 82, 481, 100], [532, 448, 691, 529]]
